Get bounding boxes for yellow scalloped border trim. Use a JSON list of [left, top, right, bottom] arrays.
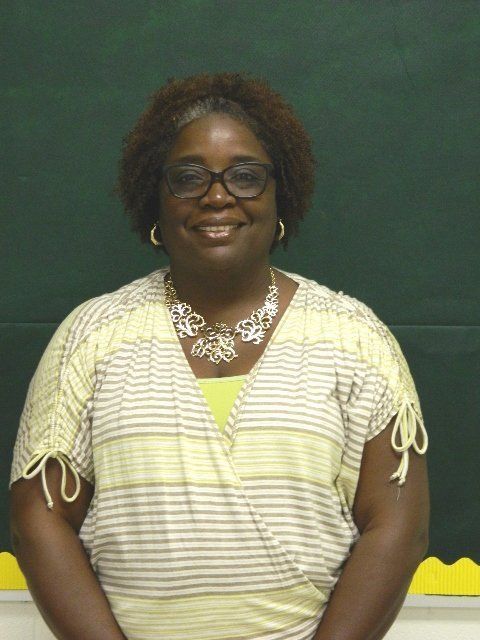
[[0, 552, 27, 589], [408, 557, 480, 595], [0, 552, 479, 594]]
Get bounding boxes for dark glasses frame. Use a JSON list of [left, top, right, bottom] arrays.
[[162, 162, 275, 199]]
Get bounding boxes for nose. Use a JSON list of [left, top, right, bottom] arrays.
[[199, 179, 236, 208]]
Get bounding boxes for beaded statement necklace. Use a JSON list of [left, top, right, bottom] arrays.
[[164, 268, 279, 365]]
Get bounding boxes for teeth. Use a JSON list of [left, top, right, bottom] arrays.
[[197, 225, 238, 232]]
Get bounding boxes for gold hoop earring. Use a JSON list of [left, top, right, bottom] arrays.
[[150, 222, 163, 247], [276, 219, 285, 241]]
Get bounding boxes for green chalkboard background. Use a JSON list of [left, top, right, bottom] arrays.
[[1, 1, 479, 564]]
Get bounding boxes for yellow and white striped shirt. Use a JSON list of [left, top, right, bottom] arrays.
[[10, 267, 427, 640]]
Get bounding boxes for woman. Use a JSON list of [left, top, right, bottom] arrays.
[[10, 72, 429, 640]]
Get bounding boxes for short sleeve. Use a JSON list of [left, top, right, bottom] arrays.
[[364, 321, 424, 440], [10, 301, 96, 507], [342, 295, 428, 486]]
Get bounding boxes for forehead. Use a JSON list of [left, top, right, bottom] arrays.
[[166, 114, 271, 165]]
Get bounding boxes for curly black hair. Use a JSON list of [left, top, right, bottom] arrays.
[[114, 72, 315, 250]]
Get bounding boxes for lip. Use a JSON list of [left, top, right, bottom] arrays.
[[189, 216, 246, 243], [192, 224, 243, 242], [190, 216, 245, 230]]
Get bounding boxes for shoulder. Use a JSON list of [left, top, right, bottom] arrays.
[[281, 269, 388, 329], [52, 268, 167, 355], [280, 268, 399, 357]]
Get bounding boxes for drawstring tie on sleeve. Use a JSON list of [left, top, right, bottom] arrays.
[[22, 451, 81, 509], [389, 400, 428, 486]]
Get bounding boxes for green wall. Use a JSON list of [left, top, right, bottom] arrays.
[[2, 1, 479, 562]]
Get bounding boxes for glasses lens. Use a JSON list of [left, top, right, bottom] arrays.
[[224, 164, 267, 197], [167, 166, 210, 197]]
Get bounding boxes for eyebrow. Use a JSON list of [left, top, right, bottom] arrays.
[[174, 154, 264, 164]]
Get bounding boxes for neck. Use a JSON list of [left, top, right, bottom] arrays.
[[166, 259, 273, 323]]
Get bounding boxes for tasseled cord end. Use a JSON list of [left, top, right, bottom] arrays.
[[22, 451, 81, 509], [389, 400, 428, 486]]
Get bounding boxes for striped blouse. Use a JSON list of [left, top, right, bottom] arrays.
[[10, 267, 427, 640]]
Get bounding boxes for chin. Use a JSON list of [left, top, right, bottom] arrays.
[[198, 247, 243, 269]]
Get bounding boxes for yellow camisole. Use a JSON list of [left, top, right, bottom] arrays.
[[197, 375, 246, 433]]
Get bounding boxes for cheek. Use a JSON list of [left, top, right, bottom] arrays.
[[158, 184, 172, 220], [158, 193, 186, 229], [263, 193, 277, 223], [158, 181, 180, 216], [266, 183, 277, 214]]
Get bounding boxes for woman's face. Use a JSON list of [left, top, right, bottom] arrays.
[[158, 113, 277, 272]]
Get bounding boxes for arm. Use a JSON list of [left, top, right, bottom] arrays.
[[10, 461, 127, 640], [314, 416, 430, 640]]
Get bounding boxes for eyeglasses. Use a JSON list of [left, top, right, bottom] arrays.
[[162, 162, 275, 199]]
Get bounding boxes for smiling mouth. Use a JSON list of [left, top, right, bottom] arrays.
[[195, 224, 241, 232]]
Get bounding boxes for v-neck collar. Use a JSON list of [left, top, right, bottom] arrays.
[[159, 267, 305, 450]]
